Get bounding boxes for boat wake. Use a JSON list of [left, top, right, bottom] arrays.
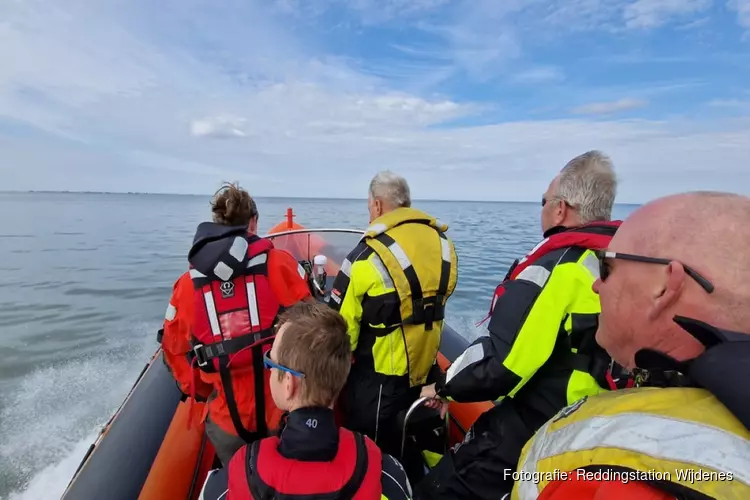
[[1, 310, 487, 500], [0, 324, 157, 500]]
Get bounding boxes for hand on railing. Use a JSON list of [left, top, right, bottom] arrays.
[[420, 383, 449, 418]]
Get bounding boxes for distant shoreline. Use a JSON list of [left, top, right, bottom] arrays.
[[0, 190, 642, 206]]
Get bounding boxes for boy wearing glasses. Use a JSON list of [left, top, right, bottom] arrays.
[[199, 301, 412, 500]]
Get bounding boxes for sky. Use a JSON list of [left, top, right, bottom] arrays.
[[0, 0, 749, 203]]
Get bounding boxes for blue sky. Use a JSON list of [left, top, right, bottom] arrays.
[[0, 0, 748, 202]]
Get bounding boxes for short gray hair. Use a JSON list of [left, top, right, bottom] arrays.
[[369, 170, 411, 208], [557, 150, 617, 223]]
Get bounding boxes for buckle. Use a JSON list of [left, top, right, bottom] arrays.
[[192, 344, 209, 368]]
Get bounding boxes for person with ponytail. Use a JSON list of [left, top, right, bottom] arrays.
[[159, 182, 312, 465]]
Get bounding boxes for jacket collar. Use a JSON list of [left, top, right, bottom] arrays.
[[634, 316, 750, 428]]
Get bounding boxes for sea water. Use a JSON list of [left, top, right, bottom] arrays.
[[0, 192, 637, 499]]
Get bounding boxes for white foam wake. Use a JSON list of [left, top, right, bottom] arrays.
[[0, 325, 157, 500]]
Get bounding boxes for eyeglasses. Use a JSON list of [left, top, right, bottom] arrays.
[[596, 250, 714, 294], [542, 196, 573, 208], [263, 350, 305, 378]]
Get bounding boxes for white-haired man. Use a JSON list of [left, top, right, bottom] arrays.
[[328, 170, 459, 467], [415, 151, 629, 499]]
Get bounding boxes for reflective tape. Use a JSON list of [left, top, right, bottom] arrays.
[[340, 258, 352, 278], [213, 261, 233, 282], [371, 255, 395, 289], [581, 252, 600, 280], [515, 265, 550, 288], [387, 241, 412, 270], [165, 303, 177, 321], [190, 268, 206, 279], [203, 291, 221, 338], [229, 236, 248, 262], [247, 253, 267, 268], [440, 237, 452, 263], [446, 342, 484, 384], [246, 281, 260, 329], [516, 411, 750, 499]]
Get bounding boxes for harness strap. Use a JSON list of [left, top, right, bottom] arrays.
[[190, 330, 274, 369], [369, 231, 446, 331]]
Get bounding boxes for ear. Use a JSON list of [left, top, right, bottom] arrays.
[[374, 198, 383, 217], [647, 261, 686, 321], [553, 199, 567, 225], [283, 372, 296, 401]]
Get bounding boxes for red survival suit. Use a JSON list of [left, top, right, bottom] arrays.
[[188, 222, 289, 443]]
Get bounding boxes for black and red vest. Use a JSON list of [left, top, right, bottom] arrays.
[[485, 221, 622, 318], [483, 221, 632, 390], [188, 223, 280, 441], [226, 428, 383, 500]]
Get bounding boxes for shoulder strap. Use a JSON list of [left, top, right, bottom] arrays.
[[365, 222, 451, 331], [337, 431, 370, 500]]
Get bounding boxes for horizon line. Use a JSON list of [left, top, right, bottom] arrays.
[[0, 189, 643, 206]]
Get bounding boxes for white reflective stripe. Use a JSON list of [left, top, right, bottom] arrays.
[[516, 265, 550, 288], [229, 236, 248, 262], [247, 253, 267, 268], [245, 281, 260, 328], [366, 222, 388, 236], [340, 258, 352, 277], [203, 291, 221, 337], [440, 237, 452, 263], [165, 303, 177, 321], [213, 261, 233, 281], [446, 342, 484, 384], [387, 241, 412, 270], [190, 268, 206, 279], [581, 252, 600, 280], [297, 263, 306, 279], [371, 254, 395, 289], [517, 412, 750, 499]]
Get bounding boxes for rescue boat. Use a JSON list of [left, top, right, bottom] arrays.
[[60, 209, 492, 500]]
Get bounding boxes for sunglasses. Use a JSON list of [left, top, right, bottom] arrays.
[[542, 196, 573, 208], [263, 350, 305, 378], [596, 250, 714, 294]]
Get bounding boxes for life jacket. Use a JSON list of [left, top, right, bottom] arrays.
[[359, 207, 458, 387], [485, 221, 621, 318], [511, 386, 750, 500], [188, 222, 281, 442], [227, 428, 383, 500], [513, 315, 750, 500], [482, 220, 632, 391]]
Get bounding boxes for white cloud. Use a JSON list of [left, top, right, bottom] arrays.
[[191, 116, 248, 138], [0, 0, 748, 204], [571, 98, 649, 115], [728, 0, 750, 29], [623, 0, 712, 29]]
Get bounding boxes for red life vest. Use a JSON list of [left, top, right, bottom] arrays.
[[189, 233, 280, 441], [226, 428, 383, 500], [484, 221, 621, 318]]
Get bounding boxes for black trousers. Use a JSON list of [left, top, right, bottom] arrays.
[[412, 398, 547, 500], [341, 367, 420, 456]]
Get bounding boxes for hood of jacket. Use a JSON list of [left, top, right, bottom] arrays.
[[187, 221, 252, 281]]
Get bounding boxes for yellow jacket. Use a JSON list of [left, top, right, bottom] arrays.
[[512, 386, 750, 500], [329, 207, 458, 387]]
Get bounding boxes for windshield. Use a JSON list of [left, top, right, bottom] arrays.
[[264, 229, 363, 276]]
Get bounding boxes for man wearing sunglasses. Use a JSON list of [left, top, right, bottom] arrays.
[[416, 150, 628, 499], [512, 191, 750, 499], [199, 301, 412, 500]]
